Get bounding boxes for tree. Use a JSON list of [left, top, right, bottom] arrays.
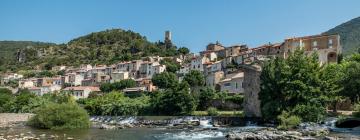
[[259, 49, 326, 122], [150, 82, 197, 115], [183, 70, 205, 92], [99, 79, 136, 92], [341, 61, 360, 102], [152, 72, 178, 89], [160, 58, 180, 73], [198, 87, 217, 110], [115, 79, 136, 90], [100, 83, 112, 92], [177, 47, 190, 55], [320, 64, 345, 112]]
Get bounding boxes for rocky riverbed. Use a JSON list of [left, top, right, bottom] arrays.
[[0, 113, 34, 128]]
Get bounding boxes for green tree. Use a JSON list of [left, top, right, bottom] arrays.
[[100, 83, 112, 92], [320, 64, 345, 112], [152, 72, 178, 89], [177, 47, 190, 55], [100, 79, 136, 92], [259, 49, 326, 122], [183, 70, 205, 92], [341, 61, 360, 102], [198, 87, 217, 110], [160, 58, 180, 73], [150, 82, 196, 115]]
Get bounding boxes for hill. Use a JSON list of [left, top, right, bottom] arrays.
[[324, 16, 360, 55], [0, 41, 55, 71], [0, 29, 182, 72]]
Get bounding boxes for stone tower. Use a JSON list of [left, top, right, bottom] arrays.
[[243, 64, 262, 118], [164, 31, 172, 48]]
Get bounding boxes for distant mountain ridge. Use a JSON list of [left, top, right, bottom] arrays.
[[324, 16, 360, 55]]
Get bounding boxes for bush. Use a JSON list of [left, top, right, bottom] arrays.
[[277, 111, 301, 130], [291, 103, 326, 122], [0, 88, 13, 112], [28, 103, 90, 130], [207, 107, 219, 116], [81, 92, 150, 116]]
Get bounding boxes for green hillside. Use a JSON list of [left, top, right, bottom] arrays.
[[0, 29, 182, 72], [324, 16, 360, 55]]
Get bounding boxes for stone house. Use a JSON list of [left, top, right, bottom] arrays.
[[110, 71, 129, 83], [217, 71, 244, 94], [190, 56, 209, 72], [283, 34, 341, 64], [18, 78, 37, 88], [205, 71, 224, 87], [63, 86, 100, 99]]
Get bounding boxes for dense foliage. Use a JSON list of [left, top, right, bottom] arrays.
[[150, 82, 197, 115], [28, 103, 90, 130], [79, 92, 150, 116], [260, 47, 360, 124], [100, 79, 136, 92], [260, 49, 326, 122], [0, 41, 55, 72], [151, 72, 178, 89]]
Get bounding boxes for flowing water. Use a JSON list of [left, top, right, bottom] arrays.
[[1, 116, 359, 140]]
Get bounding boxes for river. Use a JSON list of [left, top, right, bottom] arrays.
[[1, 116, 359, 140]]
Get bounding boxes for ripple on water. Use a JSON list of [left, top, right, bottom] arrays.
[[153, 130, 224, 140]]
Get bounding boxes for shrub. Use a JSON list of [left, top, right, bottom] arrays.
[[207, 107, 219, 116], [291, 103, 326, 122], [277, 111, 301, 130], [28, 103, 90, 130], [81, 92, 150, 116]]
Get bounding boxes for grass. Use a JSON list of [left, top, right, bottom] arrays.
[[191, 110, 243, 117]]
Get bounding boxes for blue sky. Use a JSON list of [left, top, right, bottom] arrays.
[[0, 0, 359, 53]]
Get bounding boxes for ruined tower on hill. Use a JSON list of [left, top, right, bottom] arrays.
[[164, 30, 172, 48]]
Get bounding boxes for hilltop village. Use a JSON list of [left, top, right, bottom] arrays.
[[0, 31, 344, 120], [0, 32, 341, 103]]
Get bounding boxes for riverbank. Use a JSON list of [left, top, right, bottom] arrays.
[[0, 113, 33, 128]]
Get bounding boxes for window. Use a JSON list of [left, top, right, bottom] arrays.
[[236, 82, 238, 89], [312, 41, 318, 47], [328, 39, 333, 48], [224, 83, 231, 87], [328, 39, 333, 45]]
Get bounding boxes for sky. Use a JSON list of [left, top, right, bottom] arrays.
[[0, 0, 360, 53]]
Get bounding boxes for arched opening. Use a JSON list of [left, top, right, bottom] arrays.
[[327, 52, 337, 63]]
